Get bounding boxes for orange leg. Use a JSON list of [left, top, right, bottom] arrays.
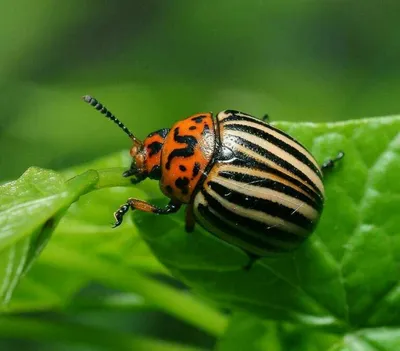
[[113, 198, 181, 228], [185, 203, 196, 233]]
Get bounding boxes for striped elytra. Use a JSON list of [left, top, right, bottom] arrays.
[[83, 96, 343, 269], [193, 110, 324, 257]]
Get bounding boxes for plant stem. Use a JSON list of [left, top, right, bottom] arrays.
[[93, 167, 133, 189], [41, 244, 228, 338], [0, 315, 207, 351]]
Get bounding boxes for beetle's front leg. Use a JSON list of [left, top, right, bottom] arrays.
[[122, 167, 147, 184], [113, 199, 181, 228]]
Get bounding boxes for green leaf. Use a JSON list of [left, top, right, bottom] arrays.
[[0, 167, 98, 307], [215, 312, 339, 351], [133, 116, 400, 342], [6, 153, 165, 313], [215, 312, 269, 351]]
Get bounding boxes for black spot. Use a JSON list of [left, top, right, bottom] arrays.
[[179, 165, 187, 172], [149, 165, 161, 180], [202, 123, 210, 135], [175, 177, 190, 195], [147, 141, 163, 157], [166, 185, 173, 194], [147, 128, 170, 139], [192, 162, 201, 178], [189, 125, 197, 131], [191, 115, 206, 123], [165, 127, 198, 170]]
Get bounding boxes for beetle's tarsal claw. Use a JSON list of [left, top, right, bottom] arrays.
[[123, 169, 135, 177], [243, 254, 258, 271], [321, 151, 345, 172], [112, 203, 130, 228], [336, 151, 345, 161], [112, 221, 121, 229]]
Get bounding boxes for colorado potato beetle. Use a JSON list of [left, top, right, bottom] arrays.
[[83, 95, 344, 269]]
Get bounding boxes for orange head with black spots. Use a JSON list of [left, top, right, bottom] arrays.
[[82, 95, 216, 204], [137, 128, 170, 180]]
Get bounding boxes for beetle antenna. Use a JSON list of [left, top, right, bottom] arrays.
[[82, 95, 142, 147]]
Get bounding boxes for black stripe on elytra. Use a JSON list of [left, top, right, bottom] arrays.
[[197, 203, 285, 254], [208, 180, 315, 230], [201, 189, 305, 248], [227, 153, 323, 206], [232, 135, 323, 198], [192, 162, 201, 178], [147, 141, 163, 157], [147, 128, 170, 139], [224, 123, 322, 180], [148, 165, 161, 180], [217, 170, 321, 211], [165, 127, 198, 170], [191, 115, 207, 123], [222, 113, 300, 144]]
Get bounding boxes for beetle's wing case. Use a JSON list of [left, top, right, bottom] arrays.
[[193, 110, 325, 257]]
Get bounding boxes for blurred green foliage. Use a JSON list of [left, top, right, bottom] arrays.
[[1, 1, 400, 350], [2, 0, 400, 182]]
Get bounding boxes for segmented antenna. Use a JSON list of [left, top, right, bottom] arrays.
[[82, 95, 142, 146]]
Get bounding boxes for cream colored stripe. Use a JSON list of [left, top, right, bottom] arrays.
[[193, 192, 296, 254], [205, 185, 308, 236], [216, 111, 233, 121], [212, 171, 319, 221], [232, 143, 321, 196], [226, 128, 324, 195], [223, 119, 321, 173], [215, 163, 315, 201]]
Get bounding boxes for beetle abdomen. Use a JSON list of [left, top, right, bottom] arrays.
[[193, 110, 325, 257]]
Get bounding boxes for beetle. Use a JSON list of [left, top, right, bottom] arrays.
[[83, 95, 344, 269]]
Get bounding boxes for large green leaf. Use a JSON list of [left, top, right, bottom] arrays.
[[6, 153, 165, 313], [133, 116, 399, 340], [0, 167, 98, 308]]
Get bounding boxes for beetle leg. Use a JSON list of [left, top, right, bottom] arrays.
[[321, 151, 345, 174], [185, 203, 196, 233], [122, 167, 147, 184], [112, 199, 181, 228], [243, 253, 259, 271], [262, 114, 270, 122]]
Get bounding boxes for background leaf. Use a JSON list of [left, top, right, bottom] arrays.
[[215, 312, 339, 351], [0, 167, 98, 307]]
